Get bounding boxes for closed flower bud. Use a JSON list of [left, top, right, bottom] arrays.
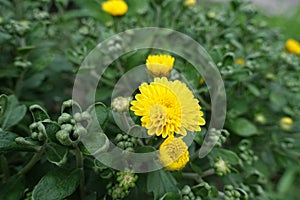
[[254, 113, 266, 124], [81, 111, 91, 120], [74, 112, 82, 122], [181, 185, 192, 195], [29, 122, 38, 130], [111, 96, 131, 112], [214, 157, 231, 176], [38, 132, 45, 141], [58, 113, 72, 124], [61, 124, 73, 133], [56, 130, 72, 146], [74, 124, 87, 137], [31, 131, 39, 140]]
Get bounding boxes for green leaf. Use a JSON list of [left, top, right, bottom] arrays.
[[32, 169, 80, 200], [246, 83, 261, 97], [159, 192, 180, 200], [135, 146, 156, 153], [87, 102, 109, 128], [0, 95, 27, 130], [29, 105, 50, 122], [80, 132, 109, 155], [46, 143, 68, 166], [0, 94, 8, 116], [0, 131, 37, 152], [228, 118, 258, 137], [127, 0, 149, 15], [0, 175, 25, 200], [147, 170, 178, 200], [277, 167, 298, 194], [42, 121, 61, 143], [210, 148, 240, 165]]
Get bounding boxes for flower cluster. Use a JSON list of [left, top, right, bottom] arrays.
[[130, 54, 206, 170]]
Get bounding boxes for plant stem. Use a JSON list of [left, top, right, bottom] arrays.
[[18, 145, 45, 175], [155, 4, 161, 27], [201, 168, 215, 177], [75, 145, 85, 200], [15, 69, 26, 98], [182, 172, 203, 183], [0, 154, 10, 179], [182, 169, 215, 183]]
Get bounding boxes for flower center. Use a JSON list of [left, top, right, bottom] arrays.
[[147, 104, 167, 135]]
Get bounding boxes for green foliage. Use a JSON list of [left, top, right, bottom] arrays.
[[0, 0, 299, 199]]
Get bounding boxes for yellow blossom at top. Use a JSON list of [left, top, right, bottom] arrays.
[[146, 55, 175, 77], [285, 39, 300, 55], [130, 77, 205, 138], [102, 0, 128, 16], [280, 117, 293, 131], [184, 0, 196, 6], [235, 58, 245, 66], [280, 117, 293, 125], [159, 136, 189, 171]]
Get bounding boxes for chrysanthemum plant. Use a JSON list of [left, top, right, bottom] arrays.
[[0, 0, 300, 200]]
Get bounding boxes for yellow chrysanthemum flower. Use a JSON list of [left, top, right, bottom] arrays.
[[102, 0, 128, 16], [184, 0, 196, 6], [130, 77, 205, 138], [235, 58, 245, 66], [146, 55, 175, 77], [159, 136, 189, 171], [285, 39, 300, 55], [280, 117, 293, 131]]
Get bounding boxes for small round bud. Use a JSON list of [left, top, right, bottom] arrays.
[[74, 124, 87, 137], [214, 157, 231, 176], [58, 113, 72, 124], [38, 132, 45, 141], [111, 96, 131, 112], [31, 132, 39, 140], [29, 122, 38, 130], [56, 130, 72, 146], [61, 124, 73, 133], [74, 112, 82, 122], [254, 113, 266, 124], [181, 185, 192, 195], [115, 134, 123, 142], [81, 111, 91, 120]]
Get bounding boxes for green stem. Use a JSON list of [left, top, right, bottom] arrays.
[[182, 169, 215, 183], [201, 168, 215, 177], [75, 145, 85, 200], [155, 4, 161, 27], [0, 154, 10, 179], [182, 172, 203, 183], [15, 68, 26, 98], [18, 145, 45, 175]]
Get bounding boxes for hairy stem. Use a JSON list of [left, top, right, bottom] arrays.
[[18, 145, 45, 175], [75, 145, 85, 200]]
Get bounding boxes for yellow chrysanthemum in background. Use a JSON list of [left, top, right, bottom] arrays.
[[285, 39, 300, 55], [235, 58, 245, 66], [280, 117, 293, 131], [130, 77, 205, 138], [159, 136, 189, 171], [102, 0, 128, 16], [146, 55, 175, 77], [184, 0, 196, 6]]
